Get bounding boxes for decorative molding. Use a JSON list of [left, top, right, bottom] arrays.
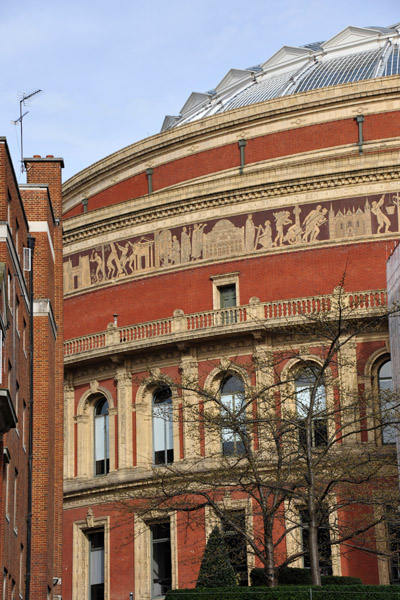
[[63, 188, 400, 297], [63, 164, 400, 246]]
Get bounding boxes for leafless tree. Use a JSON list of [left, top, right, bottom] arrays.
[[126, 283, 400, 588]]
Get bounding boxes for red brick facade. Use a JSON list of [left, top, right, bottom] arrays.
[[62, 77, 400, 599], [0, 141, 63, 600]]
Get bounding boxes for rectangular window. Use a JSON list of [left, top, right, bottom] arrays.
[[94, 413, 109, 476], [153, 388, 173, 465], [219, 284, 237, 324], [13, 468, 18, 533], [4, 459, 10, 518], [16, 297, 20, 335], [296, 372, 327, 448], [89, 531, 105, 600], [15, 219, 19, 260], [19, 545, 24, 595], [23, 318, 27, 356], [300, 509, 332, 575], [8, 272, 12, 313], [222, 511, 248, 586], [151, 522, 172, 598], [15, 381, 19, 425], [220, 377, 246, 456], [22, 401, 27, 449]]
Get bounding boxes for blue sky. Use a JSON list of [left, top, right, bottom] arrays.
[[1, 0, 399, 182]]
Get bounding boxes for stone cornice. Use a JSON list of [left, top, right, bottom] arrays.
[[63, 154, 400, 247]]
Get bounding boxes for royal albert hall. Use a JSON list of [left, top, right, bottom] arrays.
[[62, 24, 400, 600]]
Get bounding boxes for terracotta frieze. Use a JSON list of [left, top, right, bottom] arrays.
[[63, 192, 400, 295]]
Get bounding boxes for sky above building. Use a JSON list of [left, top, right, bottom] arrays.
[[1, 0, 399, 182]]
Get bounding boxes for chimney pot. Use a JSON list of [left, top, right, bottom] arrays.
[[33, 155, 41, 158], [46, 155, 54, 158]]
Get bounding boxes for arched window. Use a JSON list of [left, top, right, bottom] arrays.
[[295, 368, 327, 448], [378, 360, 395, 444], [94, 397, 109, 475], [220, 376, 246, 456], [153, 387, 173, 465]]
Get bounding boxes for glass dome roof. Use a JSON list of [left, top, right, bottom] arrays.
[[161, 23, 400, 131]]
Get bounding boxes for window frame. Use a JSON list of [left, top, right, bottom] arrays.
[[150, 521, 172, 598], [295, 366, 328, 449], [152, 387, 174, 466], [378, 359, 395, 445], [210, 272, 240, 310], [94, 397, 110, 476], [220, 376, 247, 456], [88, 529, 105, 600]]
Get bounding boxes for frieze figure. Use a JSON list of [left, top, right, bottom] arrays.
[[180, 226, 191, 263], [116, 242, 130, 275], [371, 195, 391, 233], [90, 250, 105, 283], [284, 206, 303, 245], [156, 229, 173, 266], [170, 236, 181, 265], [106, 242, 124, 279], [256, 220, 273, 249], [302, 205, 328, 243], [191, 223, 206, 260], [273, 211, 292, 246], [245, 214, 256, 252]]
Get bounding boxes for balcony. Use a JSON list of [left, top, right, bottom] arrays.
[[64, 289, 387, 364]]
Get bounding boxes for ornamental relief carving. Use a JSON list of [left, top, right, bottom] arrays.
[[64, 192, 400, 294]]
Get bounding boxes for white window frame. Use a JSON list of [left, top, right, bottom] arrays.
[[210, 272, 240, 310]]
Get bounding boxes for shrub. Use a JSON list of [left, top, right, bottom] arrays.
[[250, 568, 268, 586], [278, 567, 312, 585], [321, 575, 362, 585], [166, 585, 400, 600], [196, 526, 237, 588]]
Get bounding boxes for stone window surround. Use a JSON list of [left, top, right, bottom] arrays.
[[205, 497, 254, 585], [134, 511, 177, 600], [285, 500, 341, 575], [202, 362, 251, 457], [210, 272, 240, 310], [74, 385, 116, 480], [72, 514, 110, 600], [135, 376, 181, 470]]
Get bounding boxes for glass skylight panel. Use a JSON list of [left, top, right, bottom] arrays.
[[294, 49, 381, 93], [384, 46, 400, 76], [224, 70, 297, 111]]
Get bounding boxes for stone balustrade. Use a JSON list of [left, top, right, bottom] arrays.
[[64, 289, 387, 362]]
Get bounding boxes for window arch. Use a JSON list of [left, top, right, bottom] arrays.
[[378, 359, 395, 445], [295, 367, 327, 448], [220, 376, 246, 456], [94, 397, 109, 475], [153, 387, 173, 465]]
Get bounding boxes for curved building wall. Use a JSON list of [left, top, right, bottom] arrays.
[[62, 76, 400, 599]]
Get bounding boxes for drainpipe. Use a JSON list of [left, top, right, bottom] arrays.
[[81, 198, 88, 213], [146, 168, 153, 194], [25, 234, 35, 600], [355, 115, 365, 154], [238, 139, 247, 175]]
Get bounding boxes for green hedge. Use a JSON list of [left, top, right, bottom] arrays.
[[166, 585, 400, 600], [251, 568, 362, 587], [320, 576, 362, 586]]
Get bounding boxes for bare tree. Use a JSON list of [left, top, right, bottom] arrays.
[[126, 283, 400, 588]]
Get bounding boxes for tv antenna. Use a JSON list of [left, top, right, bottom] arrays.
[[12, 89, 43, 173]]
